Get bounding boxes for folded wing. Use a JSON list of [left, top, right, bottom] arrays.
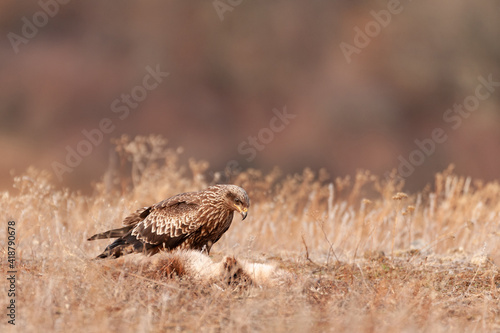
[[130, 193, 203, 247]]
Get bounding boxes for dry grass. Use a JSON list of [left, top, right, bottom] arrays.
[[1, 135, 500, 332]]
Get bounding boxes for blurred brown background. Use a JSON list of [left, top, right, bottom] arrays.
[[0, 0, 499, 193]]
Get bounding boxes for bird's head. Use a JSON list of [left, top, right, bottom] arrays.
[[221, 185, 250, 220]]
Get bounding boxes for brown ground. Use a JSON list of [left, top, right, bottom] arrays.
[[2, 136, 500, 332]]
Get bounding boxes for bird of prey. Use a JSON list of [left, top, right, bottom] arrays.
[[88, 185, 250, 259]]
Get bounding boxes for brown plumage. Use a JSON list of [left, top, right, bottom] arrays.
[[88, 185, 250, 259]]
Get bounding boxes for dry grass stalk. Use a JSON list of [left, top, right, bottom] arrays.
[[2, 135, 500, 332]]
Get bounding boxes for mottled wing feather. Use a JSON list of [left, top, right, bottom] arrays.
[[122, 206, 152, 226], [130, 192, 204, 245]]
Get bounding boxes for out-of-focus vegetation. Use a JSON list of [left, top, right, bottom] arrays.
[[1, 1, 499, 192]]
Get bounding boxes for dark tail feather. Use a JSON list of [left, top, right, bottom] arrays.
[[93, 234, 148, 260], [95, 238, 129, 259], [87, 225, 134, 241]]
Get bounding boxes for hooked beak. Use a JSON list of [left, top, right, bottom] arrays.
[[236, 205, 248, 220]]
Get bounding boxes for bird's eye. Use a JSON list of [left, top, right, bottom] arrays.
[[235, 198, 241, 205]]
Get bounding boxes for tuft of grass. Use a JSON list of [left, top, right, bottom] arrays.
[[1, 135, 500, 332]]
